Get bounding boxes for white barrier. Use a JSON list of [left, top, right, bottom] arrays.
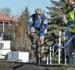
[[0, 41, 11, 49], [7, 51, 29, 63], [0, 50, 11, 55], [0, 40, 11, 59]]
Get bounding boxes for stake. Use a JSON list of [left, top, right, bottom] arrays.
[[58, 31, 61, 64], [50, 47, 52, 64]]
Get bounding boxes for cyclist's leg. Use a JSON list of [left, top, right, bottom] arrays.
[[30, 26, 36, 49], [29, 26, 37, 61], [39, 33, 45, 54]]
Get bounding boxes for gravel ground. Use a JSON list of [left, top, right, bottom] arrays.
[[0, 60, 75, 70]]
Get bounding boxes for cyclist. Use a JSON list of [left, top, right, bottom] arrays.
[[27, 8, 48, 57], [63, 0, 75, 55]]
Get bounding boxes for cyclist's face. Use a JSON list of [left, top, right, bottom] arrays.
[[68, 0, 75, 5], [36, 14, 41, 19]]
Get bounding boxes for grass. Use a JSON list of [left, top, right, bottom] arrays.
[[0, 60, 75, 70], [67, 67, 75, 70]]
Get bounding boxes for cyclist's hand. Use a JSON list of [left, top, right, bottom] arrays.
[[27, 31, 30, 35], [63, 15, 68, 24], [44, 29, 47, 34]]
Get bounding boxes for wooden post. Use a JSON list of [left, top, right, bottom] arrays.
[[50, 47, 52, 64], [58, 31, 61, 64], [3, 21, 5, 33], [46, 56, 49, 65], [63, 32, 67, 65]]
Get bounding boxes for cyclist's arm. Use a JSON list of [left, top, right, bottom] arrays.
[[40, 19, 48, 33], [43, 19, 48, 33], [62, 6, 70, 24]]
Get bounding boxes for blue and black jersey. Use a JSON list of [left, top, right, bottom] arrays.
[[27, 14, 48, 33]]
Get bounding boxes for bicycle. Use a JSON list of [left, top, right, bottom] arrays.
[[35, 32, 58, 64], [28, 31, 58, 64], [28, 31, 48, 64]]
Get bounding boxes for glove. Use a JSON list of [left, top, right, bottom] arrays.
[[27, 31, 30, 35], [44, 29, 47, 34], [63, 15, 68, 24]]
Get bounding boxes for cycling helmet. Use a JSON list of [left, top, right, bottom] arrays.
[[35, 8, 42, 14]]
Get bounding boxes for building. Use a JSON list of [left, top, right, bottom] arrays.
[[0, 14, 19, 40], [0, 14, 19, 59]]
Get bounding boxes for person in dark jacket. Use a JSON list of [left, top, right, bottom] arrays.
[[63, 0, 75, 57]]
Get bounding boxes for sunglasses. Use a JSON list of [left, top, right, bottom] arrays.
[[36, 14, 41, 15]]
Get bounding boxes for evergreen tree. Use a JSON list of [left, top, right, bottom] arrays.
[[46, 0, 68, 46]]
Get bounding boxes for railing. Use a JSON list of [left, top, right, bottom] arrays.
[[46, 31, 75, 65], [63, 34, 75, 65]]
